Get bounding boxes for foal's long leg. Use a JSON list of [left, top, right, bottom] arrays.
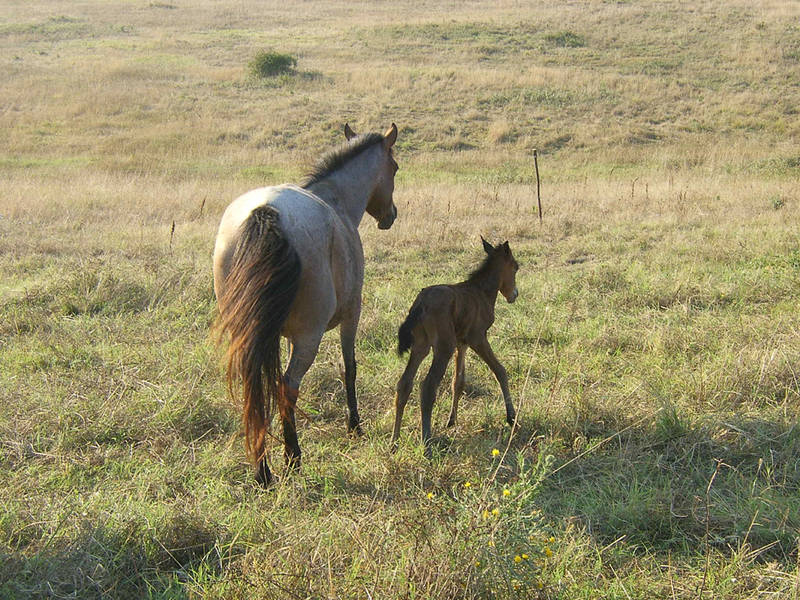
[[420, 342, 454, 457], [391, 343, 430, 450], [340, 314, 362, 435], [447, 345, 467, 428], [281, 332, 324, 469], [470, 337, 516, 426]]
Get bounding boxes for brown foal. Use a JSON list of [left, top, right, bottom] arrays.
[[392, 238, 520, 456]]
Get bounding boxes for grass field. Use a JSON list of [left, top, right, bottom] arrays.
[[1, 0, 800, 598]]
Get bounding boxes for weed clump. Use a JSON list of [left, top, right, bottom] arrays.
[[248, 50, 297, 78], [426, 448, 558, 597]]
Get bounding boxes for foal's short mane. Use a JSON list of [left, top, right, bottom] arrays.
[[301, 133, 384, 188], [467, 254, 495, 284]]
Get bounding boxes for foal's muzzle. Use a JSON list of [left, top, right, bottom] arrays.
[[506, 287, 519, 303]]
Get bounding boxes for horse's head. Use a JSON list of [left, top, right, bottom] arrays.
[[345, 123, 398, 229], [482, 237, 519, 303]]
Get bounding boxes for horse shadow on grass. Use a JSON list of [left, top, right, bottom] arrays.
[[2, 515, 221, 599]]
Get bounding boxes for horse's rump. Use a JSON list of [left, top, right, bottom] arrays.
[[215, 205, 301, 465]]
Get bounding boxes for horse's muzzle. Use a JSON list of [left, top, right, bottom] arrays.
[[378, 205, 397, 230], [506, 288, 519, 303]]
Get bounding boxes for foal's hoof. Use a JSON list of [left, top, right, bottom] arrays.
[[446, 417, 457, 428], [506, 412, 517, 427], [347, 422, 363, 437]]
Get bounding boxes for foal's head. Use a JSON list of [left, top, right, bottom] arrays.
[[344, 122, 399, 230], [482, 237, 519, 303]]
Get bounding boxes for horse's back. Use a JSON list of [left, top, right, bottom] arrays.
[[410, 283, 488, 347]]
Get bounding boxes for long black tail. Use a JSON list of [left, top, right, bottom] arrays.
[[214, 205, 301, 467], [398, 303, 423, 355]]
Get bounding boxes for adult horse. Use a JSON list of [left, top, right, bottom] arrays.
[[213, 123, 399, 485]]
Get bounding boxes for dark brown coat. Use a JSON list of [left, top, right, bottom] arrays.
[[392, 238, 519, 455]]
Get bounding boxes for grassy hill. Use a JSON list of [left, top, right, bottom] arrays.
[[1, 1, 799, 597]]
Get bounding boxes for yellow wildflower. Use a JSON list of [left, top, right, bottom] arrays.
[[482, 509, 489, 520], [536, 580, 544, 590], [475, 560, 481, 568], [503, 489, 511, 497], [544, 547, 553, 558], [492, 448, 500, 456], [514, 555, 522, 563], [463, 481, 471, 488], [491, 508, 499, 516], [427, 492, 434, 499], [488, 540, 495, 547], [521, 553, 529, 560], [548, 536, 555, 543]]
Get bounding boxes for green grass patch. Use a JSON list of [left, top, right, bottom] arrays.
[[544, 30, 586, 48]]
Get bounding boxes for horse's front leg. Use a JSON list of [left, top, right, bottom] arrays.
[[447, 345, 467, 428], [470, 337, 516, 426], [340, 314, 362, 435], [283, 332, 324, 469]]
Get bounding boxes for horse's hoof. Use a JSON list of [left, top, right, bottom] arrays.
[[255, 462, 275, 488], [446, 418, 456, 428], [284, 453, 302, 471], [347, 422, 363, 437]]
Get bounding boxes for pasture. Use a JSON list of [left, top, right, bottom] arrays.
[[1, 0, 799, 597]]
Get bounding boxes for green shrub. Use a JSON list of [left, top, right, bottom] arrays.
[[248, 50, 297, 78]]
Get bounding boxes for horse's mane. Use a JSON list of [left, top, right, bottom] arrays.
[[301, 133, 384, 188], [466, 254, 496, 286]]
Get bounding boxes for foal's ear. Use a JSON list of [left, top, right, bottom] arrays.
[[481, 236, 493, 255], [383, 123, 398, 148], [344, 123, 357, 141], [502, 241, 511, 253]]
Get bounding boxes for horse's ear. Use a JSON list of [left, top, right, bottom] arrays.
[[502, 241, 510, 253], [344, 123, 357, 141], [481, 236, 493, 255], [383, 123, 398, 148]]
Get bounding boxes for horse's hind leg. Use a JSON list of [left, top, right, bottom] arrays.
[[279, 381, 300, 469], [255, 445, 274, 487], [391, 343, 429, 450], [282, 332, 324, 469], [420, 342, 454, 457], [447, 345, 467, 428]]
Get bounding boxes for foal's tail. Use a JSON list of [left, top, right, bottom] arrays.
[[398, 303, 423, 355], [214, 205, 301, 468]]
